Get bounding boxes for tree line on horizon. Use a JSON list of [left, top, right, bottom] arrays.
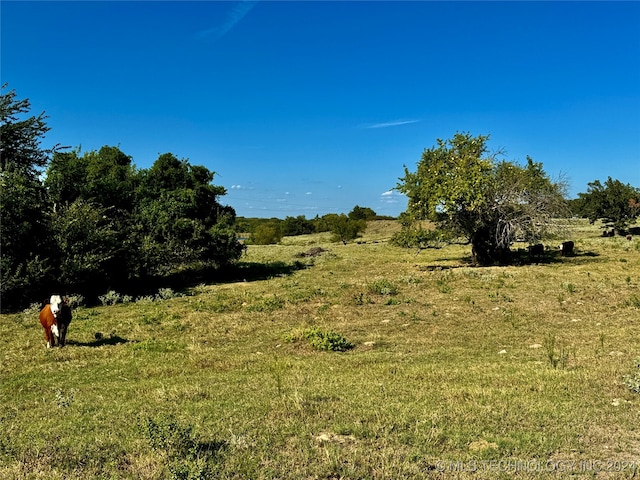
[[237, 205, 392, 245], [2, 86, 638, 310]]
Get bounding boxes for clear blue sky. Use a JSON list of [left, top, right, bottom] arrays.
[[2, 1, 639, 218]]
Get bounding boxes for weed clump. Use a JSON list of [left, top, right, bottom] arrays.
[[368, 278, 399, 296], [286, 327, 354, 352], [544, 335, 569, 369], [624, 357, 640, 394], [623, 294, 640, 308], [143, 414, 224, 480]]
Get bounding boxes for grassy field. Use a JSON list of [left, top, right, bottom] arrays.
[[1, 220, 639, 479]]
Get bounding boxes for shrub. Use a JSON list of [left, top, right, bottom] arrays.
[[66, 293, 85, 309], [98, 290, 122, 306], [391, 227, 449, 249], [250, 223, 283, 245], [157, 287, 180, 301], [144, 415, 198, 460], [368, 278, 399, 296], [286, 327, 353, 352]]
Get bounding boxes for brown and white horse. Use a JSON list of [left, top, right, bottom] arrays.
[[39, 295, 72, 348]]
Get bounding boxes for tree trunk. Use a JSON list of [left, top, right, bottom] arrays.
[[470, 229, 510, 266]]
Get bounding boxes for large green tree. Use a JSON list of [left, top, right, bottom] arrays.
[[50, 199, 122, 289], [396, 132, 568, 265], [46, 149, 244, 282], [282, 215, 315, 236], [1, 86, 246, 310], [135, 153, 243, 275], [348, 205, 377, 221], [325, 214, 366, 245], [45, 146, 139, 290], [0, 86, 56, 307], [573, 177, 639, 234]]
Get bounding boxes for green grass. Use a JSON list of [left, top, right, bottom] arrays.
[[1, 219, 640, 479]]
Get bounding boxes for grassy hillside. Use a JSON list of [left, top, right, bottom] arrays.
[[1, 220, 639, 479]]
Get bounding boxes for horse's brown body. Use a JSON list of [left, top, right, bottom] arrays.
[[39, 298, 72, 348]]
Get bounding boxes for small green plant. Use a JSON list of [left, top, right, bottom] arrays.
[[99, 290, 122, 306], [65, 294, 85, 309], [55, 388, 75, 408], [246, 295, 285, 312], [286, 327, 353, 352], [157, 288, 180, 301], [368, 278, 399, 296], [557, 293, 565, 306], [623, 294, 640, 308], [143, 415, 222, 480], [145, 415, 198, 460], [562, 282, 576, 294], [436, 278, 452, 294], [353, 292, 373, 305], [544, 335, 569, 369], [623, 357, 640, 394]]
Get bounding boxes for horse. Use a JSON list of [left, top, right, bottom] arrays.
[[39, 295, 72, 348]]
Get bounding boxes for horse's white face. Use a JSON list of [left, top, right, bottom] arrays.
[[50, 295, 63, 317]]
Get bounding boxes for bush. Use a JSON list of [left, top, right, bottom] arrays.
[[143, 414, 223, 480], [391, 227, 451, 249], [250, 222, 283, 245], [98, 290, 122, 306], [287, 327, 354, 352], [368, 278, 399, 296]]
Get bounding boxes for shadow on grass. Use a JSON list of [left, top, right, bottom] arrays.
[[72, 260, 311, 308], [66, 334, 129, 348], [197, 439, 228, 457], [419, 249, 601, 270], [216, 260, 309, 283]]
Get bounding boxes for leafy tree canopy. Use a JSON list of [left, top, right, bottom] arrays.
[[250, 221, 283, 245], [282, 215, 315, 236], [396, 132, 568, 265], [0, 84, 51, 176], [326, 214, 366, 245], [2, 85, 245, 309], [573, 177, 639, 234], [0, 85, 55, 306], [348, 205, 377, 221]]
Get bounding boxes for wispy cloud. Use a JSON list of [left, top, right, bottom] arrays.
[[364, 119, 420, 129], [196, 0, 258, 41], [380, 190, 406, 204]]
